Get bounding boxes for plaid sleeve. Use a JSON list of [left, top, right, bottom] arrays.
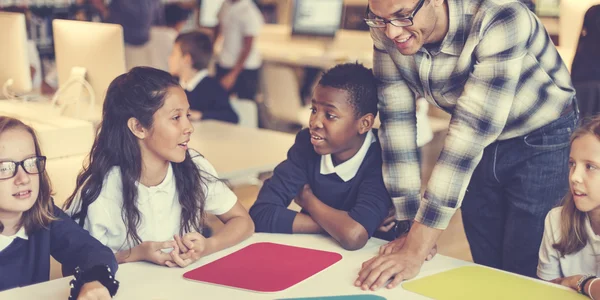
[[416, 4, 532, 229], [370, 29, 421, 221]]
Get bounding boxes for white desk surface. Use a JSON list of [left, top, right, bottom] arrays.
[[257, 25, 373, 69], [0, 233, 472, 300], [190, 120, 295, 179]]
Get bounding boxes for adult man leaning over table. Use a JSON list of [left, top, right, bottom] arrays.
[[356, 0, 578, 290]]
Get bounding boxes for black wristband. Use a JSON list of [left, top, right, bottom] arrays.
[[68, 265, 119, 299], [581, 276, 597, 296]]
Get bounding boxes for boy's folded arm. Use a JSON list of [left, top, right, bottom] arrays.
[[291, 212, 324, 233], [303, 197, 369, 251], [249, 131, 312, 233]]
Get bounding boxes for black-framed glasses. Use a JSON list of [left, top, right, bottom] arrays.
[[0, 156, 46, 180], [364, 0, 426, 28]]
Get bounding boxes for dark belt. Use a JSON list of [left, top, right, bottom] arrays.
[[561, 102, 574, 117]]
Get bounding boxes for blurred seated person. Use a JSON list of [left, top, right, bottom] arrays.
[[169, 31, 238, 123], [89, 0, 164, 70], [148, 3, 192, 71], [571, 5, 600, 84]]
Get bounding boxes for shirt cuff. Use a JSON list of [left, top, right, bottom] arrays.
[[272, 209, 299, 234], [414, 198, 458, 230], [393, 194, 420, 221]]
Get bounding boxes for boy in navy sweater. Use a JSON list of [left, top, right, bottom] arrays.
[[250, 63, 392, 250], [168, 31, 238, 123]]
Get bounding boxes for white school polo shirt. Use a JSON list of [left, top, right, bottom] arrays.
[[217, 0, 263, 69], [67, 153, 237, 253], [320, 130, 376, 182], [537, 207, 600, 280]]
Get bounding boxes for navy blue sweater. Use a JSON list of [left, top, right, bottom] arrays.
[[0, 205, 118, 292], [185, 76, 239, 124], [250, 129, 392, 237]]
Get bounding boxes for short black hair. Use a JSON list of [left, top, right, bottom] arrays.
[[175, 31, 213, 71], [318, 63, 379, 118], [165, 3, 191, 28]]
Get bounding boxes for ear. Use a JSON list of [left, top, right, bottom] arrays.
[[183, 53, 193, 67], [358, 113, 375, 135], [127, 117, 147, 140]]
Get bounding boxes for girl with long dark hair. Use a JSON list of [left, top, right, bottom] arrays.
[[63, 67, 253, 268]]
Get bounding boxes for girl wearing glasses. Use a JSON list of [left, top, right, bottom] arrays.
[[63, 67, 253, 269], [0, 117, 119, 299]]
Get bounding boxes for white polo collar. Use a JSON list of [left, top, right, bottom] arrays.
[[320, 130, 375, 182], [180, 69, 209, 92], [137, 162, 174, 194], [0, 226, 28, 252]]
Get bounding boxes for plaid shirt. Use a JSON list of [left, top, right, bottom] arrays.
[[372, 0, 575, 229]]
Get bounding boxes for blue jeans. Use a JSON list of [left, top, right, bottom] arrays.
[[461, 110, 577, 277]]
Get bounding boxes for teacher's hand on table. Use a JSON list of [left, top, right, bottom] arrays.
[[355, 222, 442, 290], [379, 235, 438, 260], [355, 246, 425, 290]]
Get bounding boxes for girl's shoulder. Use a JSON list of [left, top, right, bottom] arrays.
[[69, 165, 123, 214], [547, 206, 564, 220], [544, 206, 565, 235], [188, 149, 218, 177]]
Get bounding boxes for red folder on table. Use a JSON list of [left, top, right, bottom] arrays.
[[183, 242, 343, 293]]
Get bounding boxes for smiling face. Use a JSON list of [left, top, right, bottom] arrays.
[[368, 0, 448, 55], [0, 128, 39, 223], [569, 133, 600, 213], [309, 85, 368, 164], [137, 86, 194, 166]]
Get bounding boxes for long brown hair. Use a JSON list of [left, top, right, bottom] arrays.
[[0, 116, 55, 235], [553, 116, 600, 257]]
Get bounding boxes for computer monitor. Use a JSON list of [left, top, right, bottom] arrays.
[[199, 0, 225, 27], [53, 19, 126, 110], [291, 0, 345, 37], [0, 12, 32, 96]]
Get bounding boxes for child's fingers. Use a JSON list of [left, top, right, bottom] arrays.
[[173, 235, 188, 253], [165, 260, 176, 268], [159, 241, 175, 250], [179, 249, 198, 261], [170, 245, 193, 267], [378, 222, 395, 233], [184, 239, 195, 250], [183, 232, 203, 241]]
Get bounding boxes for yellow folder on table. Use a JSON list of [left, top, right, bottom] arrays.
[[402, 265, 587, 300]]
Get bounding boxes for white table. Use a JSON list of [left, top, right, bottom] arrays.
[[257, 25, 373, 69], [0, 233, 472, 300], [190, 120, 295, 179]]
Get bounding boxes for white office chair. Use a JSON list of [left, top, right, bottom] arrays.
[[259, 62, 304, 129], [230, 97, 259, 128]]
